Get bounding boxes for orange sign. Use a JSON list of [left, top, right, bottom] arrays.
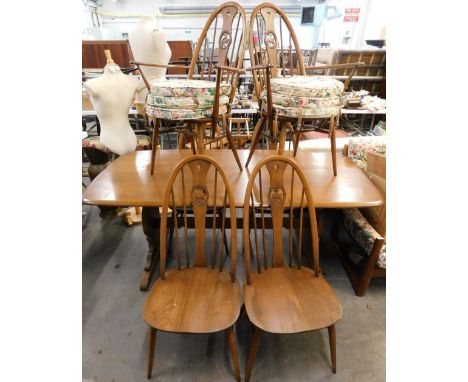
[[345, 8, 360, 13]]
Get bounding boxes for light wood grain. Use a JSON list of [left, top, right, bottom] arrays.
[[244, 268, 341, 333], [82, 149, 385, 208], [144, 268, 241, 333]]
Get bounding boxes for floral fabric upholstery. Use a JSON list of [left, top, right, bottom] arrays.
[[82, 136, 111, 153], [271, 104, 341, 118], [146, 105, 228, 120], [147, 94, 229, 109], [343, 208, 386, 269], [147, 79, 230, 121], [136, 135, 151, 151], [267, 92, 342, 108], [266, 75, 344, 118], [270, 75, 344, 98], [150, 79, 231, 97], [82, 135, 150, 153], [347, 137, 386, 170]]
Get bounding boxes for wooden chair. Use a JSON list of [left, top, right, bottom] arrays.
[[133, 2, 247, 174], [245, 3, 364, 175], [144, 154, 241, 381], [242, 155, 342, 381], [229, 117, 251, 147]]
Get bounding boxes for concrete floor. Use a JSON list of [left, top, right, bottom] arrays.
[[83, 205, 385, 382]]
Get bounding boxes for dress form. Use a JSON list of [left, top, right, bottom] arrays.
[[129, 16, 172, 80], [84, 50, 137, 156], [129, 16, 172, 103]]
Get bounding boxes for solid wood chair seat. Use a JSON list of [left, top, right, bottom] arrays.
[[144, 267, 241, 333], [244, 267, 342, 334]]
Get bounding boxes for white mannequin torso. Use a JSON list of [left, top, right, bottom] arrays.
[[84, 64, 137, 156], [129, 16, 172, 103]]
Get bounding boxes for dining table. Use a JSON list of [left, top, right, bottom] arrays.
[[83, 149, 385, 290]]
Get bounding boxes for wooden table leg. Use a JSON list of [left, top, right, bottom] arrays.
[[140, 206, 161, 291]]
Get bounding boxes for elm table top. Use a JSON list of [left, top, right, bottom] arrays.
[[82, 149, 384, 209]]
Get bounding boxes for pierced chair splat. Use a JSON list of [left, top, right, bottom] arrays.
[[133, 2, 247, 174], [242, 155, 342, 381]]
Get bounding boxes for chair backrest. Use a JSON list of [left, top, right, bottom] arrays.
[[243, 155, 320, 285], [188, 2, 246, 97], [248, 3, 305, 100], [159, 155, 238, 282]]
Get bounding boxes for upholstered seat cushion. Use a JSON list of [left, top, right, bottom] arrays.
[[343, 208, 386, 269], [271, 104, 341, 118], [150, 79, 231, 97], [147, 93, 229, 109], [145, 104, 228, 120], [270, 75, 344, 98], [268, 92, 342, 108]]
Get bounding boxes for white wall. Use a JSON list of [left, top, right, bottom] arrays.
[[84, 0, 386, 48]]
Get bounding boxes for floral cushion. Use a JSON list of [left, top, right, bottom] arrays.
[[145, 104, 228, 120], [347, 137, 386, 170], [147, 94, 229, 109], [270, 75, 344, 98], [266, 92, 342, 108], [343, 208, 386, 269], [82, 136, 111, 153], [136, 135, 151, 151], [150, 79, 231, 97], [271, 104, 341, 118]]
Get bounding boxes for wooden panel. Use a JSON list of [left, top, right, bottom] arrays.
[[332, 50, 386, 96], [82, 40, 134, 69], [167, 40, 194, 74], [82, 149, 385, 208]]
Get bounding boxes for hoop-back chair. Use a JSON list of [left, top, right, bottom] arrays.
[[143, 154, 241, 380], [242, 155, 342, 381], [245, 3, 364, 175], [133, 2, 247, 174]]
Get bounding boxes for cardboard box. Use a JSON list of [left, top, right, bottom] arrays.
[[366, 151, 386, 179]]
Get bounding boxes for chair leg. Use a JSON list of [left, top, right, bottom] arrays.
[[246, 116, 266, 167], [150, 118, 160, 175], [224, 120, 243, 171], [330, 115, 337, 176], [245, 326, 261, 382], [227, 326, 241, 382], [147, 327, 157, 379], [327, 324, 336, 374]]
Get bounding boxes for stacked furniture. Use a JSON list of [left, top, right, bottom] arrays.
[[134, 2, 247, 174], [245, 2, 364, 176]]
